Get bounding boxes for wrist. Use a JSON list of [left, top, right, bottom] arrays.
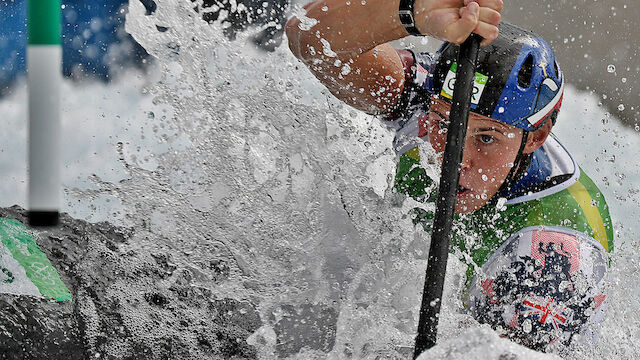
[[412, 0, 433, 36], [398, 0, 423, 36]]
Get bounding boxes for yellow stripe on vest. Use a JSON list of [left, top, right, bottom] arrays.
[[567, 181, 609, 252], [404, 147, 420, 161]]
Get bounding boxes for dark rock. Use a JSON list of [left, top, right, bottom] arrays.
[[0, 206, 262, 359]]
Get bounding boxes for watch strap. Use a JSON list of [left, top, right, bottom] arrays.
[[398, 0, 423, 36]]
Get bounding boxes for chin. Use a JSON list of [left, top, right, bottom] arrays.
[[455, 193, 488, 214], [455, 201, 476, 214], [455, 205, 475, 214]]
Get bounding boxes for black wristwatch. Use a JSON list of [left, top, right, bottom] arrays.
[[398, 0, 423, 36]]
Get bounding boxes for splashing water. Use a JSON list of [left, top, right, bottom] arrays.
[[0, 0, 639, 358], [122, 2, 640, 356], [120, 1, 452, 357]]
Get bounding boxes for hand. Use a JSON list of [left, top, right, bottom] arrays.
[[414, 0, 503, 46]]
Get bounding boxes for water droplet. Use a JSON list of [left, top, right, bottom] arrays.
[[622, 77, 627, 83], [507, 132, 516, 138], [618, 104, 625, 111], [481, 174, 488, 181], [480, 193, 487, 200], [361, 0, 366, 4], [321, 5, 328, 11], [634, 124, 639, 131], [498, 107, 505, 114], [607, 64, 616, 73], [478, 168, 483, 173]]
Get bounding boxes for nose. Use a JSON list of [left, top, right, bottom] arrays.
[[460, 155, 472, 171], [460, 141, 473, 171]]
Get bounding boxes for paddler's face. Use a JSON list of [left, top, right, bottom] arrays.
[[425, 96, 525, 214]]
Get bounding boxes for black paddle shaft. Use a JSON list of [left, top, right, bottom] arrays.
[[413, 34, 481, 358]]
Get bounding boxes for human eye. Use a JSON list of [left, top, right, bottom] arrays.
[[432, 111, 449, 129], [479, 134, 495, 144]]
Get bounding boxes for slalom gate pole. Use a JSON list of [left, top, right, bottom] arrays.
[[27, 0, 62, 226], [413, 34, 481, 358]]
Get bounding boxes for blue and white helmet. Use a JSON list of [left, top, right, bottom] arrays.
[[426, 22, 564, 132]]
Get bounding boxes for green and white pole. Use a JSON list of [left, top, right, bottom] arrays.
[[27, 0, 62, 226]]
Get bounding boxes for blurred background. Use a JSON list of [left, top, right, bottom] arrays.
[[1, 0, 637, 125], [503, 0, 639, 127], [0, 0, 289, 93]]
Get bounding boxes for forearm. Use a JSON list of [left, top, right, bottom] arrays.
[[285, 0, 502, 113], [286, 0, 409, 113], [286, 0, 407, 62]]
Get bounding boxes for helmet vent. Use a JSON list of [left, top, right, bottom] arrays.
[[517, 54, 534, 88]]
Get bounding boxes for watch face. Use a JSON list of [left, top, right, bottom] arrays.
[[398, 11, 415, 28], [398, 9, 415, 27], [398, 0, 422, 35]]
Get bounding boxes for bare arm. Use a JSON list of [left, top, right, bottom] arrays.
[[286, 0, 503, 114]]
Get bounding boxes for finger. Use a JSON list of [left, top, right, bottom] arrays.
[[478, 7, 501, 26], [473, 21, 500, 46], [445, 2, 479, 44], [303, 0, 320, 11], [474, 0, 504, 13]]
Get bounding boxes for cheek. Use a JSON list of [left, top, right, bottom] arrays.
[[476, 145, 520, 177], [428, 125, 446, 153], [487, 151, 514, 169]]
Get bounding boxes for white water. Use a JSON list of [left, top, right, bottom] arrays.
[[0, 0, 639, 358]]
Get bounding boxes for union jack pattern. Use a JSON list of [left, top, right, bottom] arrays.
[[521, 294, 572, 332], [467, 226, 609, 351]]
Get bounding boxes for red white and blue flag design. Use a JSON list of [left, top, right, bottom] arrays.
[[467, 226, 609, 350]]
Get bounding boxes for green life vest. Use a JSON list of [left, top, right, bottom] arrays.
[[0, 217, 72, 302]]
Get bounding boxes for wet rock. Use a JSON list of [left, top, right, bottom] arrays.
[[0, 206, 261, 359], [0, 296, 84, 360]]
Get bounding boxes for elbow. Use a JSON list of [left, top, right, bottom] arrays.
[[285, 16, 310, 62], [285, 16, 305, 61]]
